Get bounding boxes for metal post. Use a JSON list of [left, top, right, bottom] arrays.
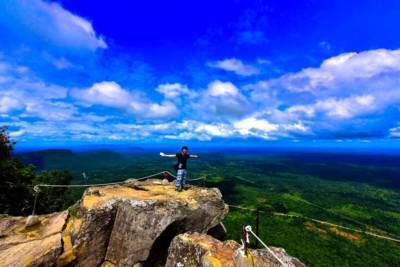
[[255, 208, 260, 248], [32, 193, 39, 216], [241, 226, 250, 255]]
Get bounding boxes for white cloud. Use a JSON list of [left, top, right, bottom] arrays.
[[72, 81, 179, 119], [3, 48, 400, 142], [0, 0, 107, 51], [282, 122, 309, 133], [233, 117, 278, 138], [207, 80, 239, 96], [390, 125, 400, 138], [265, 49, 400, 94], [44, 55, 75, 70], [246, 48, 400, 139], [72, 81, 132, 108], [22, 101, 78, 121], [318, 41, 332, 51], [287, 94, 377, 119], [193, 123, 234, 138], [0, 58, 74, 121], [0, 96, 24, 113], [316, 95, 376, 119], [9, 129, 26, 138], [147, 101, 179, 119], [151, 118, 281, 141], [208, 58, 259, 76], [155, 83, 192, 98], [192, 80, 251, 118]]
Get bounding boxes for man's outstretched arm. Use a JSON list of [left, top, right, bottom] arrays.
[[160, 152, 176, 158], [190, 154, 198, 158]]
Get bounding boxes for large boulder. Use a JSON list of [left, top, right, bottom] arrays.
[[165, 232, 305, 267], [0, 179, 304, 267], [0, 179, 228, 266], [0, 212, 67, 266]]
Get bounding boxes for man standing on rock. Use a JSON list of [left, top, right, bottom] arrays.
[[160, 146, 198, 192]]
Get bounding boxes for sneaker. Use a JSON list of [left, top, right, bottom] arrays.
[[175, 186, 182, 192]]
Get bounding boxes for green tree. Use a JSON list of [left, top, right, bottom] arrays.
[[0, 126, 36, 214], [0, 126, 14, 160], [33, 170, 75, 213], [272, 202, 289, 213], [0, 126, 74, 215]]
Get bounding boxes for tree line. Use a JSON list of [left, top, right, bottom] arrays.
[[0, 126, 74, 215]]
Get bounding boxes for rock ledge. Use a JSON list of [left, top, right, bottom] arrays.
[[0, 179, 304, 267]]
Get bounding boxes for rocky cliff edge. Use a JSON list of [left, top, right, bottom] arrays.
[[0, 179, 304, 267]]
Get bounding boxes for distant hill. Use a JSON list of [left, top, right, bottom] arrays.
[[17, 149, 74, 170]]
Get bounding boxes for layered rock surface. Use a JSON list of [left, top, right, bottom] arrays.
[[166, 232, 305, 267], [0, 179, 304, 267], [0, 180, 227, 267]]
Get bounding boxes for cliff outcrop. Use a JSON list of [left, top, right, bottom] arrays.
[[166, 232, 305, 267], [0, 179, 303, 267]]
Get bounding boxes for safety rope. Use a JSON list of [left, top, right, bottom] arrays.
[[288, 195, 400, 239], [186, 176, 206, 181], [245, 225, 288, 267], [35, 171, 171, 191], [31, 170, 207, 215], [32, 170, 207, 193], [228, 204, 400, 244], [33, 170, 164, 192], [272, 212, 400, 244], [31, 193, 39, 216], [229, 204, 259, 212]]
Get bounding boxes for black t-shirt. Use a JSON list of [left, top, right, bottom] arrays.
[[176, 153, 190, 169]]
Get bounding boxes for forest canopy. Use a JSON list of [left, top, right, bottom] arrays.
[[0, 126, 74, 215]]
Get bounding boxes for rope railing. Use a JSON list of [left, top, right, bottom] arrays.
[[287, 195, 400, 239], [33, 170, 166, 192], [245, 225, 288, 267], [30, 170, 207, 216], [272, 212, 400, 243], [28, 169, 400, 250], [228, 204, 400, 244], [32, 170, 207, 193]]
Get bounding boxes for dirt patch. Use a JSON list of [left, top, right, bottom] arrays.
[[329, 227, 363, 243]]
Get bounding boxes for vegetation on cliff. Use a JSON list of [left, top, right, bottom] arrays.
[[0, 127, 74, 215], [14, 148, 400, 266]]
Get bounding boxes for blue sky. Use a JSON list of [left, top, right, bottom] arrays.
[[1, 0, 400, 147]]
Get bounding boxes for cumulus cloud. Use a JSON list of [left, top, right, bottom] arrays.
[[287, 94, 377, 119], [390, 125, 400, 138], [9, 129, 26, 138], [0, 0, 107, 51], [233, 117, 278, 137], [192, 81, 251, 118], [161, 117, 307, 141], [208, 58, 259, 76], [146, 101, 179, 119], [3, 47, 400, 143], [261, 49, 400, 94], [72, 81, 179, 119], [72, 81, 132, 108], [206, 80, 239, 96], [0, 58, 73, 121], [0, 96, 24, 113], [247, 48, 400, 139], [155, 83, 192, 99]]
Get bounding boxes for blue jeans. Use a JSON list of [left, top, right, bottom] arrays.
[[176, 169, 187, 188]]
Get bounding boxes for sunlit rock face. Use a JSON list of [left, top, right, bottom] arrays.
[[0, 179, 304, 267], [166, 232, 305, 267], [0, 212, 67, 267], [0, 179, 228, 266]]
